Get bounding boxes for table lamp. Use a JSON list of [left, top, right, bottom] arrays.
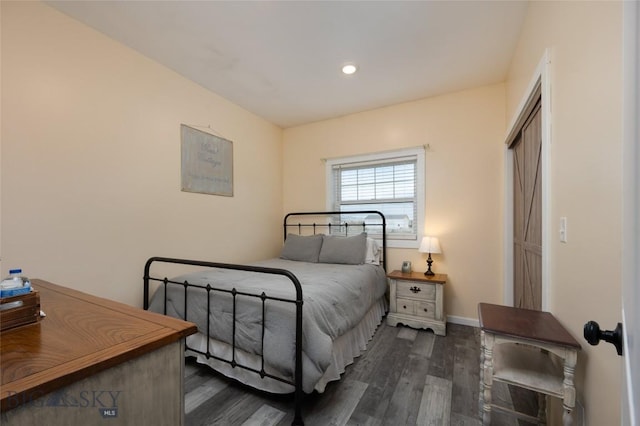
[[419, 236, 441, 276]]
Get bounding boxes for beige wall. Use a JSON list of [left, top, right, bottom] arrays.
[[506, 1, 623, 424], [283, 84, 506, 321], [0, 2, 283, 306]]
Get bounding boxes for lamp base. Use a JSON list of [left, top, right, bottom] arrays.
[[425, 254, 435, 276]]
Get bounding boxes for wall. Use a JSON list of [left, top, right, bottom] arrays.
[[283, 84, 506, 322], [506, 1, 623, 424], [0, 2, 284, 307]]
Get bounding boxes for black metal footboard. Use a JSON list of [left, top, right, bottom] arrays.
[[143, 257, 305, 426]]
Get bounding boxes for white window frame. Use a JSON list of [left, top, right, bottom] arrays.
[[325, 147, 425, 249]]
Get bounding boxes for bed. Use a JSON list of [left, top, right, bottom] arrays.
[[143, 211, 388, 425]]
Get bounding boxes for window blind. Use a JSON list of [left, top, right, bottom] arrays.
[[330, 155, 418, 239]]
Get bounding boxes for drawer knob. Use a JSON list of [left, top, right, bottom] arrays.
[[403, 305, 407, 309], [410, 286, 421, 293], [423, 308, 428, 312]]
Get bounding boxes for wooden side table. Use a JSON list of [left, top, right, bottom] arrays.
[[478, 303, 581, 425], [386, 270, 447, 336]]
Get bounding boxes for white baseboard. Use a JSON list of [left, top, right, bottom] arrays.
[[446, 315, 479, 328]]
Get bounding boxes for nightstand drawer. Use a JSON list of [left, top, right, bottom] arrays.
[[396, 298, 436, 319], [397, 298, 416, 315], [415, 300, 436, 319], [397, 281, 436, 301]]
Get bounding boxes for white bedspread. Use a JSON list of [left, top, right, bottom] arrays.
[[148, 258, 387, 393]]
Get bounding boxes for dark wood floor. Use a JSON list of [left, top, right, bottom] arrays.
[[184, 322, 538, 426]]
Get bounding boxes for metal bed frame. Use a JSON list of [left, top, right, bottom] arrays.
[[143, 211, 387, 426]]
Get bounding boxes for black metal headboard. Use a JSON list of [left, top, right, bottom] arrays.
[[283, 210, 387, 272]]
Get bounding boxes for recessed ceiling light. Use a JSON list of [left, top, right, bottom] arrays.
[[342, 64, 357, 75]]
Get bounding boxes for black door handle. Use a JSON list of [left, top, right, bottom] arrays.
[[583, 320, 623, 356]]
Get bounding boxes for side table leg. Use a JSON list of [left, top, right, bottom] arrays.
[[479, 331, 485, 417], [563, 407, 574, 426], [481, 333, 494, 426], [562, 350, 578, 426]]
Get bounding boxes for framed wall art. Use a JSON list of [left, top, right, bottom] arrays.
[[180, 124, 233, 196]]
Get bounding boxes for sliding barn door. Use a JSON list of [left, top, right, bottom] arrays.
[[512, 101, 542, 310]]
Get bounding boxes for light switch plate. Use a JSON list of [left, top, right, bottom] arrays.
[[560, 217, 567, 243]]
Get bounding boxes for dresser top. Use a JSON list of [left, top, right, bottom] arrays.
[[388, 270, 447, 284], [1, 279, 197, 412]]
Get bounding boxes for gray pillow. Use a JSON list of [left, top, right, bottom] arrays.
[[280, 234, 324, 263], [318, 233, 367, 265]]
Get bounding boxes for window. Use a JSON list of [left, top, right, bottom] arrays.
[[326, 147, 425, 248]]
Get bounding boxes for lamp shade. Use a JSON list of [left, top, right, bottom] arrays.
[[419, 236, 441, 254]]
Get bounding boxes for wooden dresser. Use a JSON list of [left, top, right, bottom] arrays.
[[386, 270, 447, 336], [0, 279, 196, 425]]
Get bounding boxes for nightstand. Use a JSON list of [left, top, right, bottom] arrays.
[[386, 270, 447, 336]]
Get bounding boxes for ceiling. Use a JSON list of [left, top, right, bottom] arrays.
[[46, 1, 529, 128]]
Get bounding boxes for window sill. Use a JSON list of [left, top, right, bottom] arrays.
[[385, 239, 420, 249]]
